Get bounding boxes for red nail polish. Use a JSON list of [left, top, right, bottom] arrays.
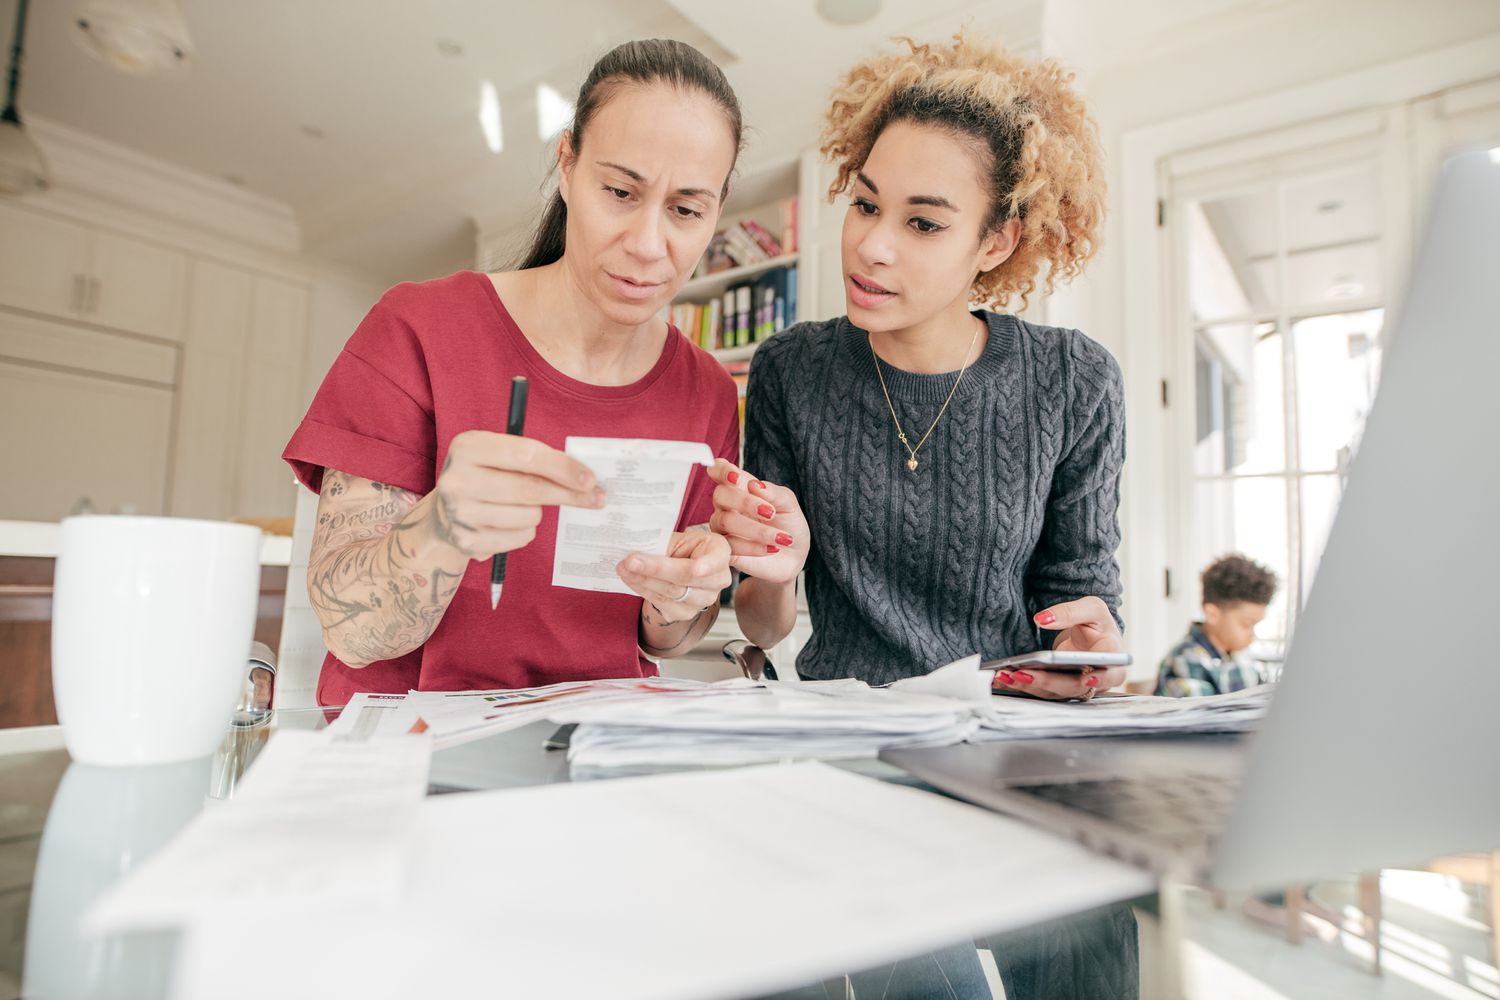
[[1034, 610, 1056, 626], [727, 471, 739, 485], [766, 545, 780, 554], [757, 503, 775, 519], [775, 532, 793, 546], [1084, 676, 1100, 688], [1014, 671, 1035, 684], [996, 671, 1014, 685], [751, 480, 767, 491]]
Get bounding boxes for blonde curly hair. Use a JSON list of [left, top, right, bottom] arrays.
[[821, 32, 1105, 310]]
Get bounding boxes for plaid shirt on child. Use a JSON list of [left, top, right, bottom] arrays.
[[1154, 623, 1265, 698]]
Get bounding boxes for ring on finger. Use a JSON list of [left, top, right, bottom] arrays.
[[675, 584, 692, 603]]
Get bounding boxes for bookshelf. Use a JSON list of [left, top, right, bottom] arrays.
[[677, 252, 800, 304], [669, 153, 823, 365]]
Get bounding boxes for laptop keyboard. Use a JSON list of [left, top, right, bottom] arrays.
[[1012, 772, 1235, 849]]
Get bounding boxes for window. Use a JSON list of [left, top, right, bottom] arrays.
[[1176, 159, 1387, 660]]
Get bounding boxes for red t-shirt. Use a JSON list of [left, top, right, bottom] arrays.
[[283, 270, 740, 706]]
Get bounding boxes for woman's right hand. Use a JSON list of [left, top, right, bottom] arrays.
[[432, 430, 606, 559], [707, 459, 809, 585]]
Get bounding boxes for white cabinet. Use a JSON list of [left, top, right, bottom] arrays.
[[238, 276, 309, 518], [0, 358, 175, 522], [169, 260, 308, 520], [0, 203, 187, 341], [0, 203, 90, 319], [89, 230, 188, 340], [0, 311, 179, 521]]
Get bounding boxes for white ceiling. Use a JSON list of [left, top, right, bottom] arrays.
[[10, 0, 1047, 284]]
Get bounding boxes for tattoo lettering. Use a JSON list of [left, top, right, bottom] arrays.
[[308, 470, 466, 665]]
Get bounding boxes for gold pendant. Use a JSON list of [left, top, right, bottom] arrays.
[[907, 456, 919, 472]]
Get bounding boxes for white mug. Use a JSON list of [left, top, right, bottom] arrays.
[[52, 515, 262, 766]]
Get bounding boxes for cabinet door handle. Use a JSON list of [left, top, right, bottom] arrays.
[[88, 277, 102, 315], [72, 274, 87, 314]]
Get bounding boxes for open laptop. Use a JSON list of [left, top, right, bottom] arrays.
[[882, 148, 1500, 890]]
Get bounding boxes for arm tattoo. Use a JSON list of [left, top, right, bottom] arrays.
[[307, 470, 467, 665]]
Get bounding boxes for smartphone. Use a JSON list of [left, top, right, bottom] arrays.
[[983, 650, 1132, 673]]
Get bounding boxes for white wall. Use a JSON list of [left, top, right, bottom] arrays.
[[1047, 0, 1500, 674], [302, 265, 388, 414]]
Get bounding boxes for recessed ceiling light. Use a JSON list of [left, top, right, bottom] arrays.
[[1327, 280, 1364, 300], [536, 83, 572, 142], [300, 124, 325, 139], [1316, 200, 1342, 213], [479, 81, 503, 154], [436, 39, 463, 57]]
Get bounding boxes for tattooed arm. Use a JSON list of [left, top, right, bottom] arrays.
[[307, 431, 606, 667], [307, 473, 470, 667]]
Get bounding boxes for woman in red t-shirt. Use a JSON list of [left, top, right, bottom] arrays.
[[283, 40, 745, 705]]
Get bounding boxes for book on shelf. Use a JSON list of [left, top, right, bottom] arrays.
[[688, 199, 797, 278], [781, 197, 799, 255], [675, 262, 798, 353], [738, 218, 782, 259]]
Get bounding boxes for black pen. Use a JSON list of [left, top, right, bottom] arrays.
[[490, 376, 529, 609]]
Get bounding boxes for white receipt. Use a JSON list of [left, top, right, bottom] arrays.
[[552, 437, 713, 595], [86, 730, 432, 932]]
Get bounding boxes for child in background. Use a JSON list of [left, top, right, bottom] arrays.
[[1156, 554, 1275, 697]]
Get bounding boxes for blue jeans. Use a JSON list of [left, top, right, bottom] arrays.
[[764, 903, 1139, 1000]]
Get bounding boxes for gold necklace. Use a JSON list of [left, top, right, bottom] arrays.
[[870, 318, 984, 472]]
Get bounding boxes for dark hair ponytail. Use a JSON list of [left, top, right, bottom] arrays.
[[515, 38, 744, 271]]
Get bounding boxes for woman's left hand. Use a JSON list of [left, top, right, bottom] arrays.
[[616, 530, 732, 624], [993, 596, 1127, 700]]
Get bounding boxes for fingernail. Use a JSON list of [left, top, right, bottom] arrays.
[[751, 480, 767, 492], [775, 532, 793, 546], [996, 671, 1014, 685], [1013, 671, 1035, 684], [728, 471, 739, 485], [757, 503, 775, 519], [625, 557, 642, 573], [1034, 610, 1056, 626], [593, 489, 607, 506], [580, 473, 595, 489], [766, 545, 780, 554], [1084, 676, 1100, 688]]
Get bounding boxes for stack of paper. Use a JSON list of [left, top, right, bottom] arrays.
[[560, 681, 979, 767], [974, 685, 1273, 740], [327, 677, 760, 749]]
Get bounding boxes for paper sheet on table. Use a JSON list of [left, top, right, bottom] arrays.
[[87, 730, 431, 932], [408, 677, 759, 746], [324, 692, 427, 741], [552, 437, 713, 595], [556, 672, 980, 767], [169, 761, 1153, 1000], [974, 684, 1274, 740]]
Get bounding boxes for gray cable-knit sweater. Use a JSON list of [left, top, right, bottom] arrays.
[[743, 311, 1126, 684]]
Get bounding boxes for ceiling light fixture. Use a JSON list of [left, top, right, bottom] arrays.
[[535, 83, 572, 142], [73, 0, 194, 76], [816, 0, 882, 26], [0, 0, 49, 195], [479, 81, 503, 154]]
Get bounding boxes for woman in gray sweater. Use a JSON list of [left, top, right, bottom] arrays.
[[711, 33, 1139, 999]]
